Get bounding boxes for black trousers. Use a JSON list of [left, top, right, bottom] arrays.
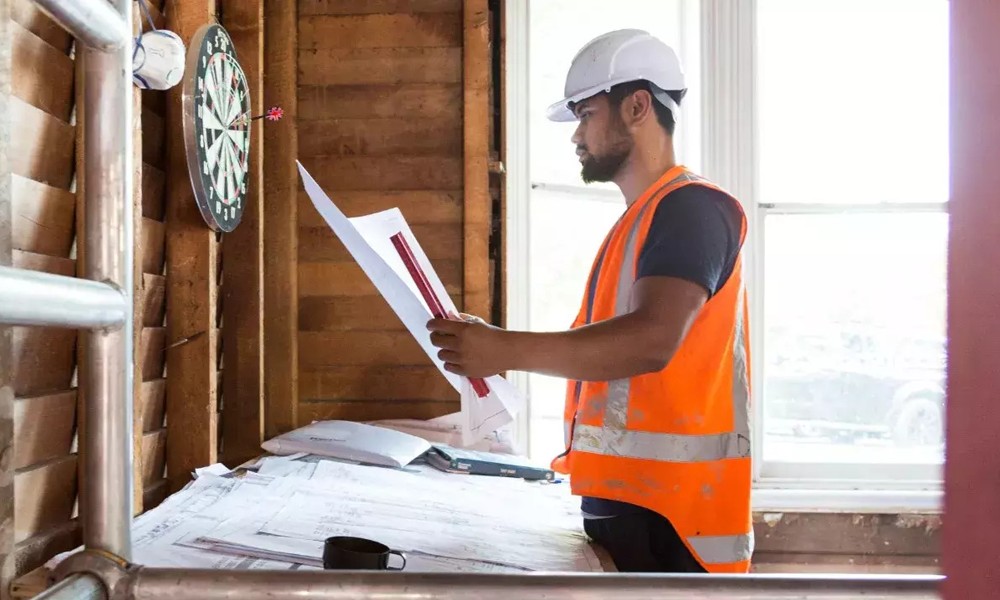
[[583, 509, 706, 573]]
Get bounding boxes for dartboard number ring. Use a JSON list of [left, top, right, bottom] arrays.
[[182, 23, 251, 232]]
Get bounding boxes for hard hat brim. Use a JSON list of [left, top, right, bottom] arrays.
[[545, 78, 641, 122]]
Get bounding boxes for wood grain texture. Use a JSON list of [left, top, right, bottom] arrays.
[[301, 156, 462, 191], [298, 296, 405, 332], [11, 521, 78, 581], [139, 274, 166, 328], [11, 22, 74, 121], [141, 107, 166, 168], [298, 47, 461, 86], [13, 391, 76, 470], [463, 0, 492, 318], [141, 163, 166, 220], [10, 97, 74, 190], [299, 13, 462, 49], [142, 479, 168, 511], [220, 0, 265, 468], [298, 259, 462, 298], [11, 174, 75, 257], [297, 190, 462, 228], [10, 251, 76, 397], [300, 366, 456, 401], [298, 399, 457, 426], [298, 331, 434, 368], [299, 0, 461, 16], [133, 49, 145, 513], [141, 429, 167, 485], [298, 83, 462, 120], [140, 379, 167, 433], [165, 0, 220, 492], [141, 217, 166, 275], [1, 4, 16, 581], [262, 0, 299, 440], [10, 0, 71, 54], [13, 456, 77, 543], [298, 117, 462, 157], [140, 327, 166, 383], [298, 222, 462, 262]]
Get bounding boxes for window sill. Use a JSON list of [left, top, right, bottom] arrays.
[[752, 487, 943, 514]]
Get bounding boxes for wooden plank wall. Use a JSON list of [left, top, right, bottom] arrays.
[[165, 0, 222, 492], [219, 0, 266, 468], [136, 0, 170, 510], [7, 0, 81, 577], [294, 0, 495, 424], [1, 0, 16, 586]]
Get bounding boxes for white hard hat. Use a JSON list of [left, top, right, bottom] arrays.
[[546, 29, 686, 122]]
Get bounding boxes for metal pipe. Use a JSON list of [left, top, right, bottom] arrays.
[[0, 266, 126, 329], [78, 0, 134, 561], [33, 573, 106, 600], [126, 569, 943, 600], [31, 0, 129, 51]]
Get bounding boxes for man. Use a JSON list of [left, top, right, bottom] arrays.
[[427, 29, 753, 573]]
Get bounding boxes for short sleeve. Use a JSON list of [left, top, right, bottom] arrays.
[[635, 185, 744, 298]]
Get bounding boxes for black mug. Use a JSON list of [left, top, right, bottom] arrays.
[[323, 536, 406, 571]]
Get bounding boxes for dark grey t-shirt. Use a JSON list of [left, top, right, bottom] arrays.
[[580, 184, 744, 517]]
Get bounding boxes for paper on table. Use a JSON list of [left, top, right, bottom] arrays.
[[297, 162, 524, 445]]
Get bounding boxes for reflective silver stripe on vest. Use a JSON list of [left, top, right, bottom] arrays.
[[687, 533, 754, 564], [602, 200, 655, 430], [732, 286, 751, 438], [571, 423, 750, 462]]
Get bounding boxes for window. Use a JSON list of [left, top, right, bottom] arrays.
[[753, 0, 948, 491], [506, 0, 948, 508]]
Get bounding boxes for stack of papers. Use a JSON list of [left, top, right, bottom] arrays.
[[47, 456, 607, 574]]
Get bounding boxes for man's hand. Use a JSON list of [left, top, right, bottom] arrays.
[[427, 315, 510, 378]]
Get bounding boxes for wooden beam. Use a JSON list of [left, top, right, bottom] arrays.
[[13, 391, 76, 469], [298, 13, 462, 48], [262, 0, 299, 439], [165, 0, 219, 492], [10, 0, 71, 54], [13, 456, 77, 543], [11, 21, 74, 122], [298, 47, 462, 86], [298, 83, 462, 120], [945, 1, 1000, 597], [10, 97, 74, 190], [299, 0, 462, 15], [462, 0, 492, 318], [0, 0, 17, 582], [132, 15, 145, 513], [219, 0, 265, 467], [11, 175, 75, 257], [297, 259, 462, 298], [298, 399, 457, 426], [297, 117, 462, 157]]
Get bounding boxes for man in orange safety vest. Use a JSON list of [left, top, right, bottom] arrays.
[[427, 29, 753, 573]]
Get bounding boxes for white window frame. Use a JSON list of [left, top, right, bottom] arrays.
[[505, 0, 943, 512]]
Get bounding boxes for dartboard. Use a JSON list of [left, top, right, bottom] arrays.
[[182, 23, 251, 232]]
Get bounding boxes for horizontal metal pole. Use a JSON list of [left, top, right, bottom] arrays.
[[34, 573, 106, 600], [0, 265, 127, 329], [31, 0, 129, 51], [126, 569, 942, 600]]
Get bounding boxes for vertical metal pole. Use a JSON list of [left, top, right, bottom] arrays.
[[79, 0, 134, 559]]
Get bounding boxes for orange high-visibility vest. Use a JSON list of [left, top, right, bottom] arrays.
[[551, 165, 753, 573]]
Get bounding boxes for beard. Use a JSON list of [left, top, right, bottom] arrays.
[[580, 125, 634, 184]]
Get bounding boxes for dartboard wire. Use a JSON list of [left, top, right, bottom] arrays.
[[222, 133, 245, 188]]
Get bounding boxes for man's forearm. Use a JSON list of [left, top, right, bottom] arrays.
[[502, 312, 682, 381]]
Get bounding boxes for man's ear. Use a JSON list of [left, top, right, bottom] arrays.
[[623, 90, 655, 128]]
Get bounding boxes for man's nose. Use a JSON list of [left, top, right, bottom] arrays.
[[571, 123, 583, 146]]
